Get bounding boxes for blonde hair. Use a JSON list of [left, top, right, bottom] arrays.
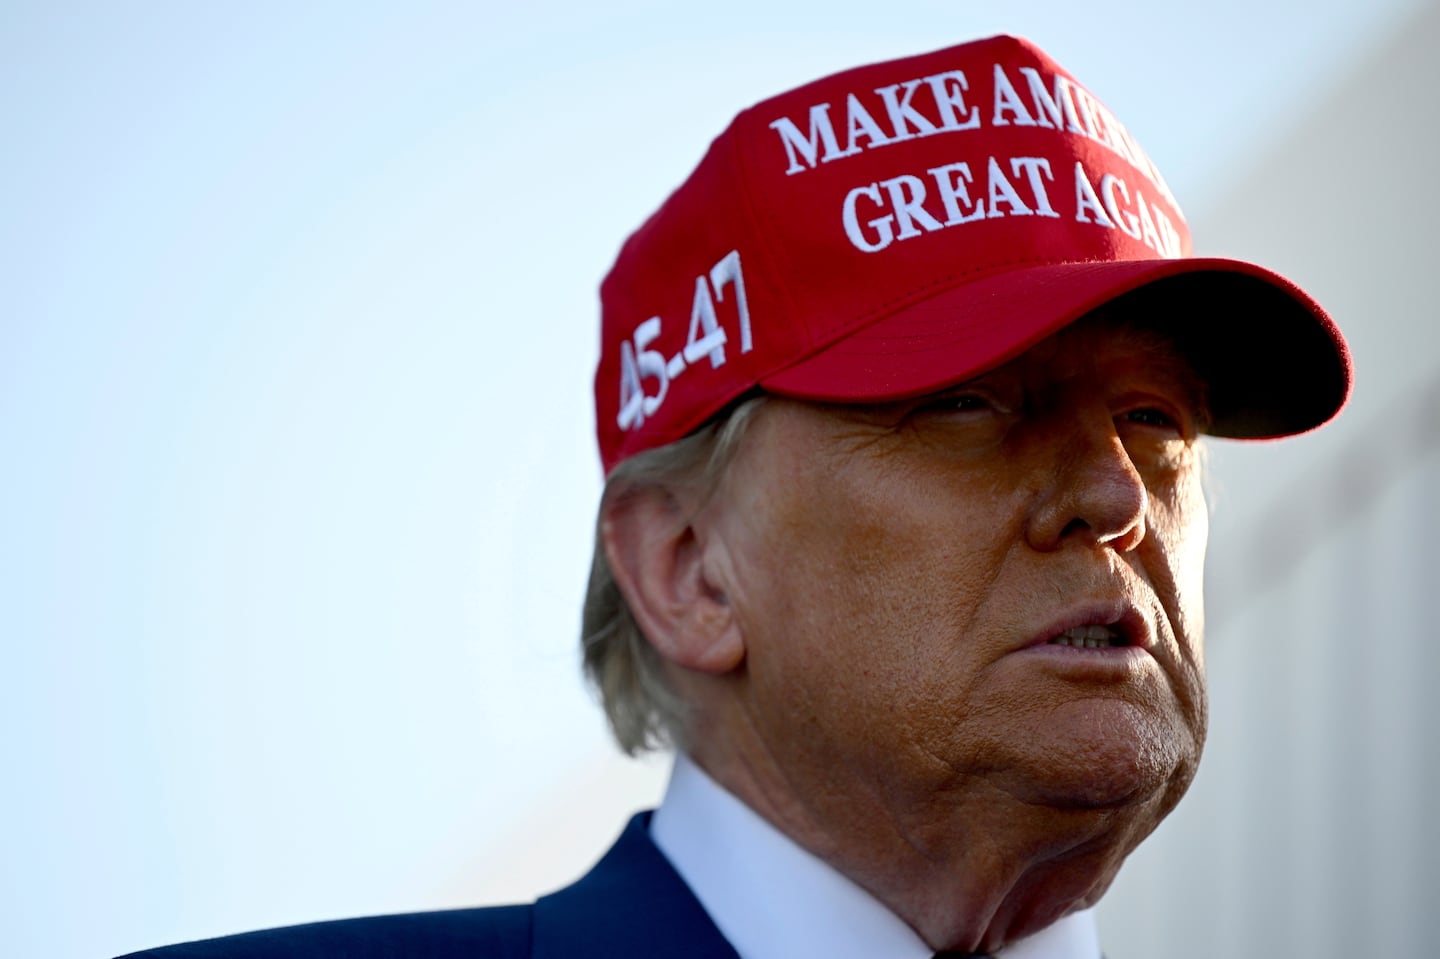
[[581, 397, 767, 755]]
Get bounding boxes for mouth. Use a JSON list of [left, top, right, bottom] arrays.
[[1047, 623, 1131, 649], [1013, 605, 1155, 680], [1031, 604, 1151, 653]]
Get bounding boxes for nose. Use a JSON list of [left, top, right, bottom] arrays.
[[1025, 417, 1148, 553]]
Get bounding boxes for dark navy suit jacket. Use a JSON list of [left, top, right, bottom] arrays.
[[116, 813, 740, 959]]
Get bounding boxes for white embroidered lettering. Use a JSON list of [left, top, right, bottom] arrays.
[[991, 64, 1036, 127], [1010, 157, 1060, 218], [876, 79, 939, 141], [880, 174, 944, 239], [843, 183, 895, 252], [1100, 174, 1142, 239], [986, 155, 1033, 218], [923, 70, 982, 131], [927, 162, 985, 225], [1073, 162, 1116, 228], [769, 104, 843, 175], [841, 93, 894, 157]]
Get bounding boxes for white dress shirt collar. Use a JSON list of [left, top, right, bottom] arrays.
[[650, 755, 1101, 959]]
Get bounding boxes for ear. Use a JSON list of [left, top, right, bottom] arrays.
[[600, 484, 745, 675]]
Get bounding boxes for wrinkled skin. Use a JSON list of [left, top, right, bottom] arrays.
[[624, 315, 1211, 952]]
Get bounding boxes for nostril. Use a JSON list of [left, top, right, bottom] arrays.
[[1024, 426, 1151, 552], [1097, 517, 1147, 551], [1055, 514, 1144, 550]]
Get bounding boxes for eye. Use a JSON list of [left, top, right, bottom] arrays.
[[939, 393, 992, 412], [1122, 407, 1179, 429], [912, 389, 1010, 417]]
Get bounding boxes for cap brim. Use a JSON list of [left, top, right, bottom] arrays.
[[759, 258, 1352, 439]]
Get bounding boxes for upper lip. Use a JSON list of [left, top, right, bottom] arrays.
[[1024, 600, 1153, 650]]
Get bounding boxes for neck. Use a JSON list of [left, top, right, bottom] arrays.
[[685, 728, 1166, 954]]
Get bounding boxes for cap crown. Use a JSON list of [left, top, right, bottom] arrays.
[[595, 35, 1344, 471]]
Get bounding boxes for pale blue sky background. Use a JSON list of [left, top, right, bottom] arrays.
[[0, 2, 1423, 957]]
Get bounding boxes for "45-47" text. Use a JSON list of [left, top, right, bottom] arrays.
[[616, 249, 753, 431]]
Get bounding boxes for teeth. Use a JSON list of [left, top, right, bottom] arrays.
[[1048, 625, 1123, 648]]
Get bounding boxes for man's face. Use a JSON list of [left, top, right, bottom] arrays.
[[701, 314, 1210, 832]]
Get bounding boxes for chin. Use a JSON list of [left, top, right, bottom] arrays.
[[1020, 700, 1203, 813]]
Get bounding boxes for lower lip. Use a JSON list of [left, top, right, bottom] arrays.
[[1013, 643, 1153, 679]]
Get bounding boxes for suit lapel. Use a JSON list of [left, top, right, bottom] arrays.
[[532, 812, 741, 959]]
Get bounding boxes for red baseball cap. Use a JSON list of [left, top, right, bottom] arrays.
[[595, 34, 1352, 473]]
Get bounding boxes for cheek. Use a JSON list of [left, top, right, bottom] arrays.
[[1140, 445, 1208, 609], [1163, 472, 1209, 645], [1141, 467, 1210, 763], [775, 469, 1014, 621], [727, 461, 1022, 714]]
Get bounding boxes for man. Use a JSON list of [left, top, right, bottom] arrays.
[[121, 33, 1350, 958]]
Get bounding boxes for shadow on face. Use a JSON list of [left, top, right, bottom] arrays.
[[699, 312, 1211, 834]]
